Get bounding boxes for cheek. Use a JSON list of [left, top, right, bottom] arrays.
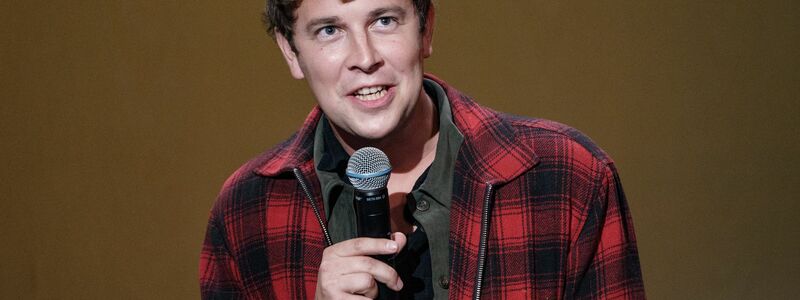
[[388, 39, 424, 70], [303, 47, 347, 81]]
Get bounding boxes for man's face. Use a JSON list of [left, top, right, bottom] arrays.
[[276, 0, 433, 143]]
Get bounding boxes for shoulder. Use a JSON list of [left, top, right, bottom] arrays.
[[211, 107, 321, 216], [209, 136, 297, 221], [493, 112, 620, 200], [502, 113, 615, 168], [498, 114, 622, 230], [429, 74, 613, 168], [223, 137, 295, 189]]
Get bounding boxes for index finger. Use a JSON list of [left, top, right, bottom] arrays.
[[328, 233, 407, 257]]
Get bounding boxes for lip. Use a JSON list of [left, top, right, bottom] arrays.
[[345, 85, 395, 109]]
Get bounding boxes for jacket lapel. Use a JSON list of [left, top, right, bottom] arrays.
[[427, 74, 539, 299], [427, 74, 539, 184], [255, 107, 322, 177]]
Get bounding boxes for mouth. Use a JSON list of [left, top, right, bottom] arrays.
[[352, 85, 388, 101]]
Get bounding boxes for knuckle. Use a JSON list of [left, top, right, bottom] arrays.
[[318, 262, 331, 274], [354, 273, 376, 294], [321, 277, 338, 291], [359, 257, 377, 272], [317, 260, 338, 278], [351, 239, 365, 252], [322, 245, 335, 257], [362, 274, 377, 289], [382, 265, 398, 280]]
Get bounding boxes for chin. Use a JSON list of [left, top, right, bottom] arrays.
[[349, 125, 396, 142], [352, 130, 391, 142]]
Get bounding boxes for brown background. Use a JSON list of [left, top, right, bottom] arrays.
[[2, 0, 798, 298]]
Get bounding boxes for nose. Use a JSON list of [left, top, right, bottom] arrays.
[[347, 31, 383, 73]]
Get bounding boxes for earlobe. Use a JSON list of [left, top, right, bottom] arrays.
[[276, 33, 305, 79], [421, 3, 436, 58]]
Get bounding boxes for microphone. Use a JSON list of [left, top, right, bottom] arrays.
[[346, 147, 398, 298], [346, 147, 392, 239]]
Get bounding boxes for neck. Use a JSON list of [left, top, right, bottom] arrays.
[[332, 88, 439, 174]]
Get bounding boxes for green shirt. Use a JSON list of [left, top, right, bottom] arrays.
[[313, 79, 463, 299]]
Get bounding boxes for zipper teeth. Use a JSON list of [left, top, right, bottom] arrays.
[[293, 168, 333, 246], [473, 183, 495, 300]]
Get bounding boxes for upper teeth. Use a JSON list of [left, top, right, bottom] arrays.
[[355, 86, 387, 101]]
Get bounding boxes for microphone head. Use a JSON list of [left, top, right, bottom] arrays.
[[346, 147, 391, 190]]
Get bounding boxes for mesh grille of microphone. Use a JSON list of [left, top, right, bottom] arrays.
[[347, 147, 391, 190]]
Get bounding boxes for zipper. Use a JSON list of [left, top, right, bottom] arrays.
[[473, 183, 495, 300], [293, 168, 333, 246]]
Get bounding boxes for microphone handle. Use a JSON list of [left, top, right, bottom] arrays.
[[354, 187, 397, 299], [354, 187, 391, 239]]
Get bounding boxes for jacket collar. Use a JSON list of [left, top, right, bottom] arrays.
[[255, 74, 539, 184], [425, 74, 539, 184], [254, 106, 322, 177]]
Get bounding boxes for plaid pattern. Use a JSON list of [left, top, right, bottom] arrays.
[[200, 74, 645, 299]]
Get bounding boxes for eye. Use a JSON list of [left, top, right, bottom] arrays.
[[319, 26, 336, 36], [315, 25, 340, 41], [378, 17, 394, 26], [373, 16, 398, 30]]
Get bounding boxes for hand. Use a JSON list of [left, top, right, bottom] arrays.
[[315, 232, 407, 299]]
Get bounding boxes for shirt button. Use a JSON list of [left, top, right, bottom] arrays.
[[416, 199, 430, 211], [438, 276, 450, 289]]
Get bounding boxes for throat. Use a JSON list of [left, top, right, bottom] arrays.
[[389, 192, 415, 234]]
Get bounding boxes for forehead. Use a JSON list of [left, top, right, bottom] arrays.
[[294, 0, 413, 21]]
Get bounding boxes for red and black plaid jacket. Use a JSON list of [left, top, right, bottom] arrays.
[[200, 75, 645, 299]]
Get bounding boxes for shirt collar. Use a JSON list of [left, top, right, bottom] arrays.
[[315, 117, 350, 180], [313, 78, 464, 210], [416, 78, 463, 209]]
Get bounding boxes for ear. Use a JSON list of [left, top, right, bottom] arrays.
[[421, 3, 436, 58], [276, 32, 305, 79]]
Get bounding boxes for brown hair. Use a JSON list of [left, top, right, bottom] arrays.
[[263, 0, 432, 52]]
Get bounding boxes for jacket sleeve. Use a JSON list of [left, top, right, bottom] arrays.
[[565, 163, 646, 299], [199, 211, 245, 299]]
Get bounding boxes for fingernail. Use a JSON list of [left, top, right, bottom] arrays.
[[396, 278, 404, 290], [387, 241, 398, 251]]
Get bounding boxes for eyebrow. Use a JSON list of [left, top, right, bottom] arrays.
[[303, 5, 408, 34], [305, 16, 341, 34], [367, 5, 407, 21]]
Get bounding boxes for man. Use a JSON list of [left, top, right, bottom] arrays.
[[200, 0, 645, 299]]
